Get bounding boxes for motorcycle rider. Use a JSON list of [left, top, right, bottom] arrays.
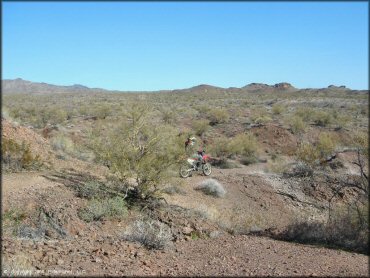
[[185, 136, 196, 151], [194, 148, 206, 169]]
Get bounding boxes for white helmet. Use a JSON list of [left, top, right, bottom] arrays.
[[189, 137, 196, 145]]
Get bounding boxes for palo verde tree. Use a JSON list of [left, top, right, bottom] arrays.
[[90, 102, 184, 200]]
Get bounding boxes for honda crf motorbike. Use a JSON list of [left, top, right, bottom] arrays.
[[179, 152, 212, 178]]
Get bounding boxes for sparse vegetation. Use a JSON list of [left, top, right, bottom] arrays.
[[207, 108, 230, 125], [123, 218, 173, 249], [2, 81, 368, 274], [278, 206, 368, 254], [228, 132, 259, 158], [2, 138, 42, 172], [78, 196, 128, 222], [195, 179, 226, 197], [313, 110, 333, 127], [192, 119, 210, 136], [288, 116, 306, 134], [272, 103, 284, 115]]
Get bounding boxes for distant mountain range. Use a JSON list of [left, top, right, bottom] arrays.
[[1, 78, 366, 95], [2, 78, 109, 94]]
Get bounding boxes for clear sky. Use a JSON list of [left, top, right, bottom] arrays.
[[3, 1, 369, 91]]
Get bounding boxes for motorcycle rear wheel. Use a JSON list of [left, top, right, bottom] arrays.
[[202, 163, 212, 176]]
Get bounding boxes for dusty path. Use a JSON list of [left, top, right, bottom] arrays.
[[2, 171, 60, 212]]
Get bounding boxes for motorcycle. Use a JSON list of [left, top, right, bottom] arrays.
[[179, 153, 212, 178]]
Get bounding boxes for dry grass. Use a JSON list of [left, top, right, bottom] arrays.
[[195, 179, 226, 198], [123, 218, 173, 249]]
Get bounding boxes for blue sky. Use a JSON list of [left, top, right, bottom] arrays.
[[3, 2, 369, 90]]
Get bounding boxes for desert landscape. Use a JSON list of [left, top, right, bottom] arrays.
[[1, 78, 368, 276]]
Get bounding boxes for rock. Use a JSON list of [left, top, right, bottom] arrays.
[[182, 226, 194, 235]]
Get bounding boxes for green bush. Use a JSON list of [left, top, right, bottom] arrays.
[[294, 107, 315, 122], [160, 109, 177, 125], [90, 103, 183, 200], [296, 133, 337, 168], [207, 108, 230, 125], [272, 104, 284, 115], [316, 132, 337, 158], [296, 142, 319, 167], [228, 133, 259, 157], [95, 105, 111, 119], [313, 110, 332, 127], [78, 196, 128, 222], [209, 136, 231, 159], [289, 116, 306, 134], [49, 109, 68, 125], [250, 107, 272, 124], [192, 119, 210, 136], [2, 139, 42, 172]]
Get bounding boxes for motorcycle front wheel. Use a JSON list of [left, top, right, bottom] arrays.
[[202, 163, 212, 176], [180, 164, 192, 178]]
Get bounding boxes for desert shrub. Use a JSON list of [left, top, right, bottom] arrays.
[[123, 218, 173, 249], [229, 133, 259, 158], [283, 162, 314, 177], [74, 181, 109, 199], [49, 108, 68, 125], [296, 133, 337, 169], [207, 108, 230, 125], [160, 108, 177, 125], [94, 105, 111, 119], [296, 142, 319, 168], [195, 179, 226, 198], [289, 116, 306, 134], [316, 132, 337, 158], [1, 139, 42, 172], [50, 134, 75, 154], [312, 110, 332, 127], [272, 104, 284, 115], [250, 107, 272, 124], [78, 196, 128, 222], [90, 103, 183, 200], [209, 136, 231, 159], [266, 156, 289, 174], [195, 105, 211, 116], [2, 208, 28, 236], [333, 114, 351, 129], [278, 205, 368, 254], [253, 115, 272, 124], [294, 107, 315, 122], [351, 131, 368, 156], [162, 185, 186, 195], [192, 119, 210, 136], [240, 155, 258, 166]]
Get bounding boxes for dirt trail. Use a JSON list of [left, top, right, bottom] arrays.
[[2, 172, 60, 212]]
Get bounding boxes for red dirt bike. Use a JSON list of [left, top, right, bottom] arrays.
[[179, 152, 212, 178]]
